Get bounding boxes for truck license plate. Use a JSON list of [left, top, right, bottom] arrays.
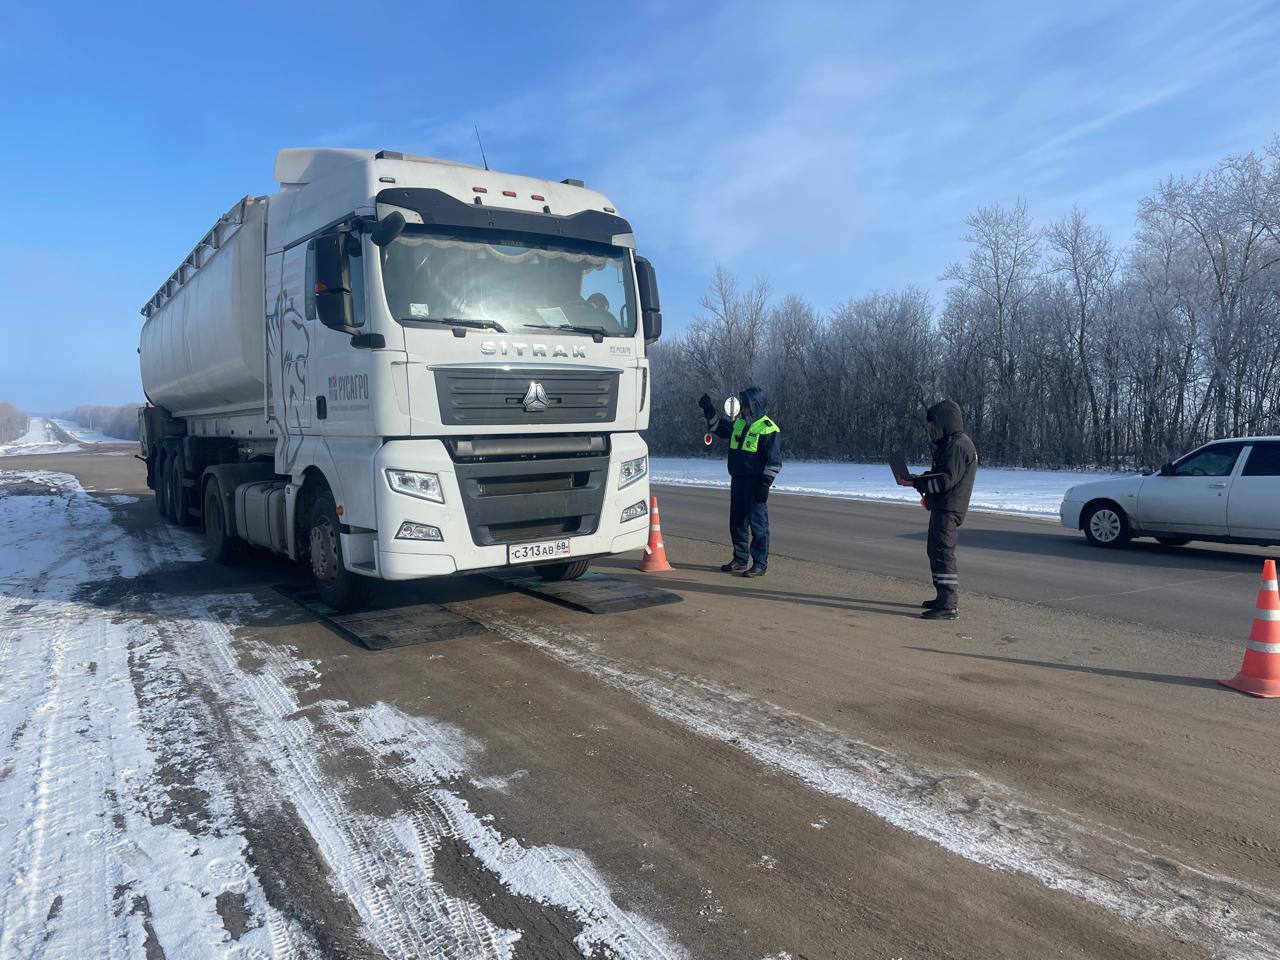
[[508, 538, 572, 564]]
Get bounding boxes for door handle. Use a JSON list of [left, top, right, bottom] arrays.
[[1209, 481, 1227, 489]]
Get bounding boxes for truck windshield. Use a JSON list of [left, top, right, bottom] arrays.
[[379, 230, 636, 337]]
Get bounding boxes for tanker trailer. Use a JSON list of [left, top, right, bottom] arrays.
[[139, 147, 663, 610]]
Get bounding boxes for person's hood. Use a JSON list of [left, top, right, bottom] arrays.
[[927, 399, 964, 437], [739, 385, 768, 419]]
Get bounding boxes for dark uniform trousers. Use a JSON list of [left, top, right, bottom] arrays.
[[927, 510, 963, 608], [729, 476, 769, 569]]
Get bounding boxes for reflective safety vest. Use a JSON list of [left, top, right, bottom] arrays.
[[729, 416, 780, 452]]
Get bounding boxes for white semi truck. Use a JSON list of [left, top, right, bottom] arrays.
[[138, 148, 662, 609]]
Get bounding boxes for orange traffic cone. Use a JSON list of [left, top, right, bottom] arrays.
[[639, 495, 674, 572], [1220, 559, 1280, 698]]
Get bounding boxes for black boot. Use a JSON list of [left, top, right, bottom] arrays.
[[742, 565, 767, 578], [921, 598, 946, 609], [721, 559, 748, 573], [921, 606, 958, 621]]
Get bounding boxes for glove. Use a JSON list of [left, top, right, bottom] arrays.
[[754, 481, 771, 504], [698, 393, 715, 419]]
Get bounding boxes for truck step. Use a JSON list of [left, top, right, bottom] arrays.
[[490, 571, 682, 615], [272, 584, 488, 650]]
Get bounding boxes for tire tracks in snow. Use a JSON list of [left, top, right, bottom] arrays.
[[4, 469, 685, 958], [154, 593, 685, 959]]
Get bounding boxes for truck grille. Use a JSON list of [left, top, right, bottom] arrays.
[[435, 367, 620, 426], [447, 435, 610, 547]]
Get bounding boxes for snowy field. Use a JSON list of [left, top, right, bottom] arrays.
[[651, 457, 1125, 518], [52, 418, 131, 445], [0, 470, 682, 958], [0, 417, 130, 457], [0, 418, 80, 457]]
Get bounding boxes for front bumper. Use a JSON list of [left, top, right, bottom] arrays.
[[356, 434, 651, 580], [1059, 500, 1083, 530]]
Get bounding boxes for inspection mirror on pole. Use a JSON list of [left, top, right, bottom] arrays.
[[723, 395, 741, 419]]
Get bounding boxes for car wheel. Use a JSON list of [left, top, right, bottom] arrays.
[[1155, 537, 1190, 547], [536, 558, 591, 582], [203, 479, 242, 564], [1083, 503, 1131, 548], [309, 490, 372, 612]]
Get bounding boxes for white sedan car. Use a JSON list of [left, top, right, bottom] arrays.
[[1060, 437, 1280, 548]]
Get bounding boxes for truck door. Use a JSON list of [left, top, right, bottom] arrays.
[[307, 230, 373, 437], [1228, 442, 1280, 541], [281, 243, 314, 430]]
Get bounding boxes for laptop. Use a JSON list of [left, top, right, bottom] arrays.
[[889, 450, 913, 484]]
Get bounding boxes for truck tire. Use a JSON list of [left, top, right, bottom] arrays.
[[154, 452, 169, 519], [536, 558, 591, 582], [1083, 502, 1131, 548], [163, 453, 182, 525], [167, 449, 195, 527], [203, 479, 241, 564], [308, 491, 372, 612]]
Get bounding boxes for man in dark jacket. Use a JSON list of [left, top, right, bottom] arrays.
[[898, 400, 978, 620], [698, 385, 782, 577]]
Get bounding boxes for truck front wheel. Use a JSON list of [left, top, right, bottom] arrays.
[[536, 558, 591, 582], [308, 491, 372, 612]]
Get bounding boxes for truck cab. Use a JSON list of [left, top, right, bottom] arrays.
[[139, 148, 662, 609]]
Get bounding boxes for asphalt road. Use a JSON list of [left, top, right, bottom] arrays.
[[654, 484, 1278, 642], [5, 449, 1280, 959]]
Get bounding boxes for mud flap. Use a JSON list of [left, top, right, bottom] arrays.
[[490, 571, 682, 615], [272, 584, 488, 650]]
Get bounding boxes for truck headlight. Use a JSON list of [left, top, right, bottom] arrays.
[[619, 455, 647, 489], [621, 500, 648, 522], [395, 521, 443, 541], [386, 469, 445, 503]]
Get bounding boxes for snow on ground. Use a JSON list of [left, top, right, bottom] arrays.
[[0, 419, 80, 457], [651, 457, 1125, 518], [52, 419, 132, 445], [0, 470, 683, 959]]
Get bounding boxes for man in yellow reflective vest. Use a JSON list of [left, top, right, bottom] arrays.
[[698, 385, 782, 577]]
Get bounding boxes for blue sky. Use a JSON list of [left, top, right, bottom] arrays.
[[2, 0, 1278, 411]]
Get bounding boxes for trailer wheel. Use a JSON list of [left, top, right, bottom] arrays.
[[163, 452, 182, 524], [154, 451, 169, 518], [536, 558, 591, 582], [203, 479, 241, 564], [308, 491, 372, 612], [166, 449, 194, 527]]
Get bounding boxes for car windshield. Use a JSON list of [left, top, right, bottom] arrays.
[[379, 230, 636, 337]]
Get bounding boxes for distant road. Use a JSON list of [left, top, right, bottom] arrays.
[[654, 484, 1275, 641]]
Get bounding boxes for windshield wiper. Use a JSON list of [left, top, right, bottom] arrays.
[[400, 317, 507, 333], [534, 323, 608, 342]]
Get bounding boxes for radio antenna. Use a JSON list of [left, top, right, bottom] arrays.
[[474, 124, 489, 171]]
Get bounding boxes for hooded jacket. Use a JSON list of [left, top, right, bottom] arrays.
[[709, 385, 783, 484], [912, 400, 977, 514]]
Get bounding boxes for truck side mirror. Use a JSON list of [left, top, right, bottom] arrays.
[[371, 211, 406, 247], [312, 234, 355, 332], [635, 255, 662, 345]]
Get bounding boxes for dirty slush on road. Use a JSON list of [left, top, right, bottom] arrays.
[[0, 469, 682, 959]]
